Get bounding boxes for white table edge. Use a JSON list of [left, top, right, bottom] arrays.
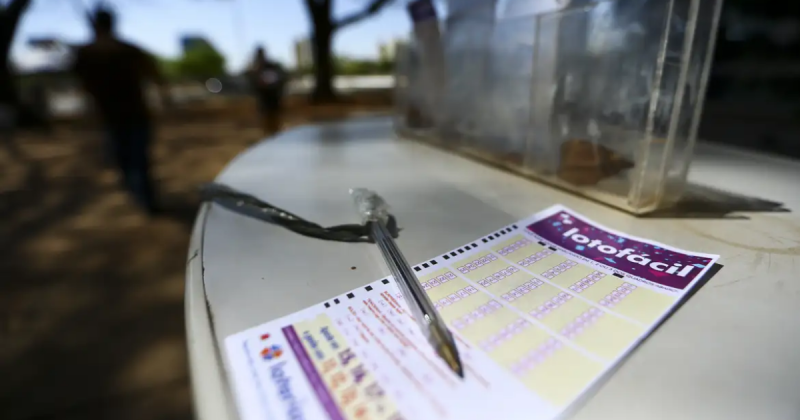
[[185, 202, 238, 420]]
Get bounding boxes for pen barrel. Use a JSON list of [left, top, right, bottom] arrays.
[[370, 218, 464, 377], [370, 222, 450, 340]]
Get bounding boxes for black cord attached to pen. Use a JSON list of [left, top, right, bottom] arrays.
[[198, 183, 400, 243]]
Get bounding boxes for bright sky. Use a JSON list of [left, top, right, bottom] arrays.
[[11, 0, 413, 72]]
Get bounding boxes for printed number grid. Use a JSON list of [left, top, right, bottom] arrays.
[[391, 232, 680, 406], [521, 251, 676, 325], [488, 236, 649, 359], [441, 250, 606, 407]]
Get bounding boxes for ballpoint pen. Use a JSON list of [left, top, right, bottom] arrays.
[[350, 188, 464, 378]]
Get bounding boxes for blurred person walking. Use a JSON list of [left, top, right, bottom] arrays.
[[71, 7, 170, 215], [247, 46, 287, 134]]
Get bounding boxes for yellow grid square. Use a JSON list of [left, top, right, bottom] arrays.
[[521, 345, 605, 407], [489, 326, 551, 365], [547, 263, 595, 288], [572, 312, 644, 360], [525, 254, 570, 276], [463, 260, 518, 282], [418, 267, 457, 283], [448, 251, 510, 279], [609, 285, 676, 324], [425, 278, 470, 302], [492, 236, 546, 262], [491, 235, 529, 252], [459, 307, 520, 343], [439, 293, 491, 321], [504, 282, 563, 313], [575, 277, 625, 302], [475, 269, 530, 293], [537, 298, 593, 332]]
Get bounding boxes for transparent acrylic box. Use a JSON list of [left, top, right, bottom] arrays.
[[393, 38, 440, 140], [438, 0, 497, 148], [395, 0, 724, 215], [466, 2, 538, 167], [527, 0, 724, 213]]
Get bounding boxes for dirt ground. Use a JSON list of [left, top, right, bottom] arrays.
[[0, 92, 393, 420]]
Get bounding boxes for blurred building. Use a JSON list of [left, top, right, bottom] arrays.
[[294, 38, 313, 69]]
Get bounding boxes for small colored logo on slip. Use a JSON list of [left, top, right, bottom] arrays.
[[261, 345, 283, 360], [260, 333, 271, 340]]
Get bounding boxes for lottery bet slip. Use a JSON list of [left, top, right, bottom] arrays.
[[225, 205, 720, 420]]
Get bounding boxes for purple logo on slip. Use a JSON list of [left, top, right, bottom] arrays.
[[528, 210, 713, 290]]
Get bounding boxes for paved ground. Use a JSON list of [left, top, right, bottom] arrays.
[[0, 94, 392, 420]]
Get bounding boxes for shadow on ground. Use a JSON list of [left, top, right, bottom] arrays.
[[0, 95, 391, 420], [644, 182, 790, 219]]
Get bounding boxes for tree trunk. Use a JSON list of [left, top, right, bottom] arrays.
[[303, 0, 392, 103], [1, 0, 32, 107], [311, 25, 337, 103]]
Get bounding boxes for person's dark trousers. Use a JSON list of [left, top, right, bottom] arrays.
[[0, 103, 20, 157], [105, 123, 158, 214], [257, 91, 283, 134]]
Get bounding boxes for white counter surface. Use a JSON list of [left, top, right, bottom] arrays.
[[185, 116, 800, 420]]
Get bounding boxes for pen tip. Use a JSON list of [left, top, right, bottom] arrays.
[[455, 364, 465, 379], [437, 342, 465, 380], [450, 357, 465, 379]]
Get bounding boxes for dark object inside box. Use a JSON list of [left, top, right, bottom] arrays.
[[557, 139, 634, 186]]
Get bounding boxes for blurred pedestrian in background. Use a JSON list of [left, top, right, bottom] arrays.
[[247, 46, 287, 135], [71, 6, 171, 215]]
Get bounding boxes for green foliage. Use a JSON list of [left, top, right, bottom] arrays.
[[167, 42, 226, 81], [157, 57, 181, 81], [178, 43, 226, 79], [335, 56, 394, 75], [292, 57, 395, 76]]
